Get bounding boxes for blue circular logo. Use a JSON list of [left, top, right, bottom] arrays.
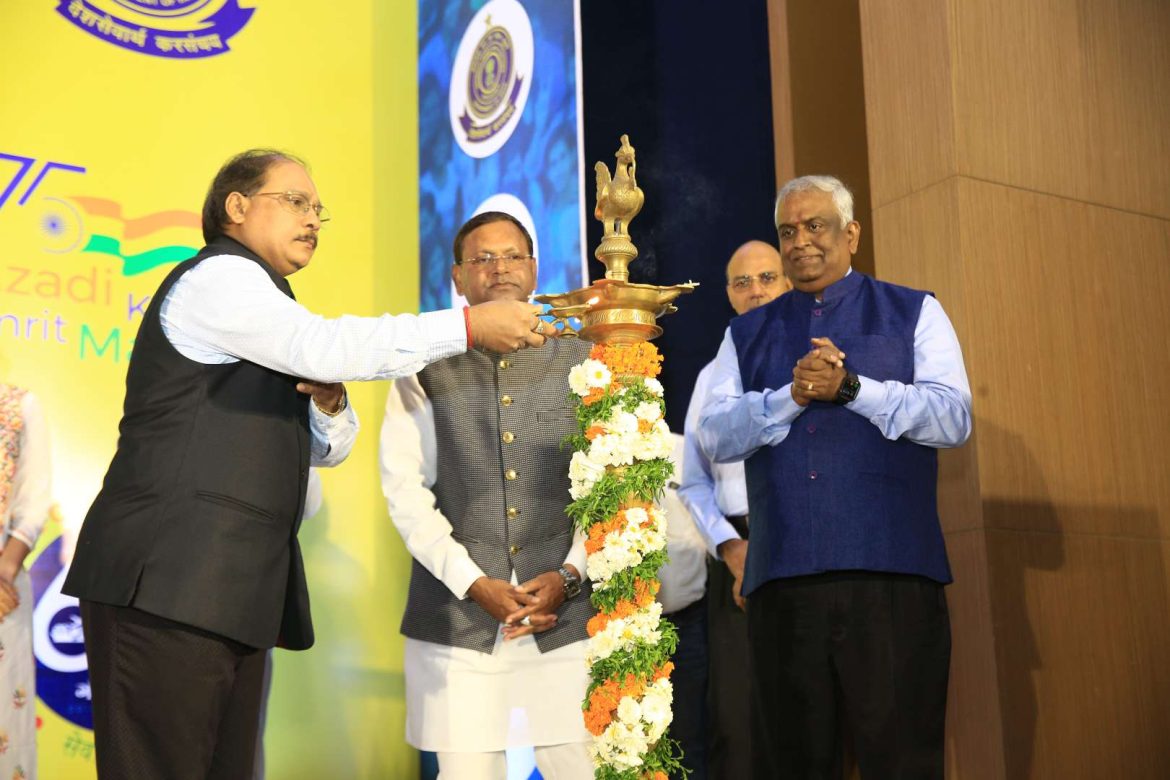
[[31, 537, 92, 730]]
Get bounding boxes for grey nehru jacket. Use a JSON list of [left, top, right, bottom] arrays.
[[401, 337, 595, 653]]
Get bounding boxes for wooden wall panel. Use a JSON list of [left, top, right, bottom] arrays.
[[956, 179, 1170, 537], [942, 529, 1007, 779], [869, 178, 984, 537], [953, 0, 1170, 219], [987, 529, 1170, 778], [859, 0, 958, 208], [770, 0, 876, 275], [793, 0, 1170, 775]]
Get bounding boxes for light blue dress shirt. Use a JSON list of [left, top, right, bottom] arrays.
[[678, 358, 749, 558], [698, 280, 973, 464]]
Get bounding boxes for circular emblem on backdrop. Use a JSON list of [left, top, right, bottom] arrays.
[[30, 538, 92, 729], [449, 193, 540, 308], [54, 0, 255, 60], [449, 0, 535, 159]]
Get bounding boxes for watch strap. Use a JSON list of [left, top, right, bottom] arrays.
[[557, 565, 581, 599]]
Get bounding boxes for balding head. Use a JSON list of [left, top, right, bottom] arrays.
[[725, 240, 789, 315]]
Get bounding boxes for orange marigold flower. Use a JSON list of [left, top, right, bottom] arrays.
[[653, 662, 675, 682], [637, 418, 654, 434], [582, 387, 605, 406], [590, 343, 664, 379], [585, 515, 624, 555], [618, 672, 645, 700], [584, 679, 622, 735], [585, 425, 605, 441], [633, 578, 659, 607]]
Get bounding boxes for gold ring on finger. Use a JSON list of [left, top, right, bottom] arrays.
[[807, 382, 814, 391]]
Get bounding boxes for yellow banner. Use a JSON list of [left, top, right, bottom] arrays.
[[0, 1, 419, 776]]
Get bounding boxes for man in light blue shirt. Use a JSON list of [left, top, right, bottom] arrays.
[[678, 239, 790, 780], [699, 175, 971, 778]]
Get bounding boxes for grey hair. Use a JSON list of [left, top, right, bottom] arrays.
[[774, 175, 854, 228]]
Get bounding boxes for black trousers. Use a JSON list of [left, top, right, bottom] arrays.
[[747, 572, 950, 780], [666, 596, 709, 779], [706, 554, 753, 780], [81, 600, 268, 780]]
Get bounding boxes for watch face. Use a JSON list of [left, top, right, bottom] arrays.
[[835, 373, 861, 404]]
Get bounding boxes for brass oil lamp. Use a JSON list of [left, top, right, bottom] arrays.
[[536, 134, 696, 343]]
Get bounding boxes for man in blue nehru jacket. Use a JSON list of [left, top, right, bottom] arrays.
[[698, 175, 972, 779]]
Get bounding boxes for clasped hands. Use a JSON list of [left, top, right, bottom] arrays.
[[791, 336, 848, 407], [468, 566, 577, 641]]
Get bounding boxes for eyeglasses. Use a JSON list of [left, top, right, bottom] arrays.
[[253, 191, 331, 223], [459, 252, 534, 268], [728, 271, 782, 290]]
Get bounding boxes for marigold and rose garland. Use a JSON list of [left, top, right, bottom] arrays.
[[565, 343, 685, 779]]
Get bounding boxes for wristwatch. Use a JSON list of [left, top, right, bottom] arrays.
[[558, 566, 582, 599], [833, 372, 861, 405]]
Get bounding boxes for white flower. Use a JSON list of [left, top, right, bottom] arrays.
[[643, 377, 664, 396], [642, 680, 674, 739], [582, 359, 612, 389], [624, 507, 649, 527], [586, 602, 665, 663], [633, 401, 661, 423], [616, 696, 642, 725], [589, 433, 635, 467], [568, 363, 592, 397], [569, 450, 606, 499], [610, 410, 640, 434]]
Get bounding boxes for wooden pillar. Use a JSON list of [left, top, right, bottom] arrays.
[[857, 0, 1170, 776]]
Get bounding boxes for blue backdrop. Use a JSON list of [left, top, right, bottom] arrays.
[[418, 0, 585, 311]]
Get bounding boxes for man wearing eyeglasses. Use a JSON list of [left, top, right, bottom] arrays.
[[380, 211, 594, 779], [698, 176, 972, 778], [63, 150, 549, 779], [677, 239, 790, 779]]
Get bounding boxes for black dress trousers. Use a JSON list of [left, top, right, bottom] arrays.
[[81, 600, 268, 780], [747, 571, 950, 780]]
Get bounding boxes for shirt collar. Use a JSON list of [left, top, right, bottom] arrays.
[[795, 266, 860, 304]]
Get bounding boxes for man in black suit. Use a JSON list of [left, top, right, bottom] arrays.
[[64, 148, 550, 779]]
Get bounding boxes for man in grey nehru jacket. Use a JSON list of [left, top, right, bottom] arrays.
[[380, 212, 593, 779]]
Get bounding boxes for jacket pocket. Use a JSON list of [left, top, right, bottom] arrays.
[[195, 490, 278, 524]]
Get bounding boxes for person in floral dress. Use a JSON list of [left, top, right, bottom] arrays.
[[0, 384, 55, 780]]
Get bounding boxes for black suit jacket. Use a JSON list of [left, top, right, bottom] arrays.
[[63, 237, 314, 650]]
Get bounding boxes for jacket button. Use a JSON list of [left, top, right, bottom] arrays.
[[505, 469, 518, 481], [502, 431, 515, 444], [809, 470, 818, 480], [807, 424, 816, 434], [498, 359, 510, 370], [509, 544, 520, 555], [501, 395, 513, 407], [507, 507, 519, 519]]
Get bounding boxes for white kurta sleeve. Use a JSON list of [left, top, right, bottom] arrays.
[[379, 374, 486, 599]]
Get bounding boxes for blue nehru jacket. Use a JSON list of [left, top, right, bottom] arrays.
[[730, 271, 953, 595]]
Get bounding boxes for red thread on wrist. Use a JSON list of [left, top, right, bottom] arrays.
[[463, 305, 474, 349]]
